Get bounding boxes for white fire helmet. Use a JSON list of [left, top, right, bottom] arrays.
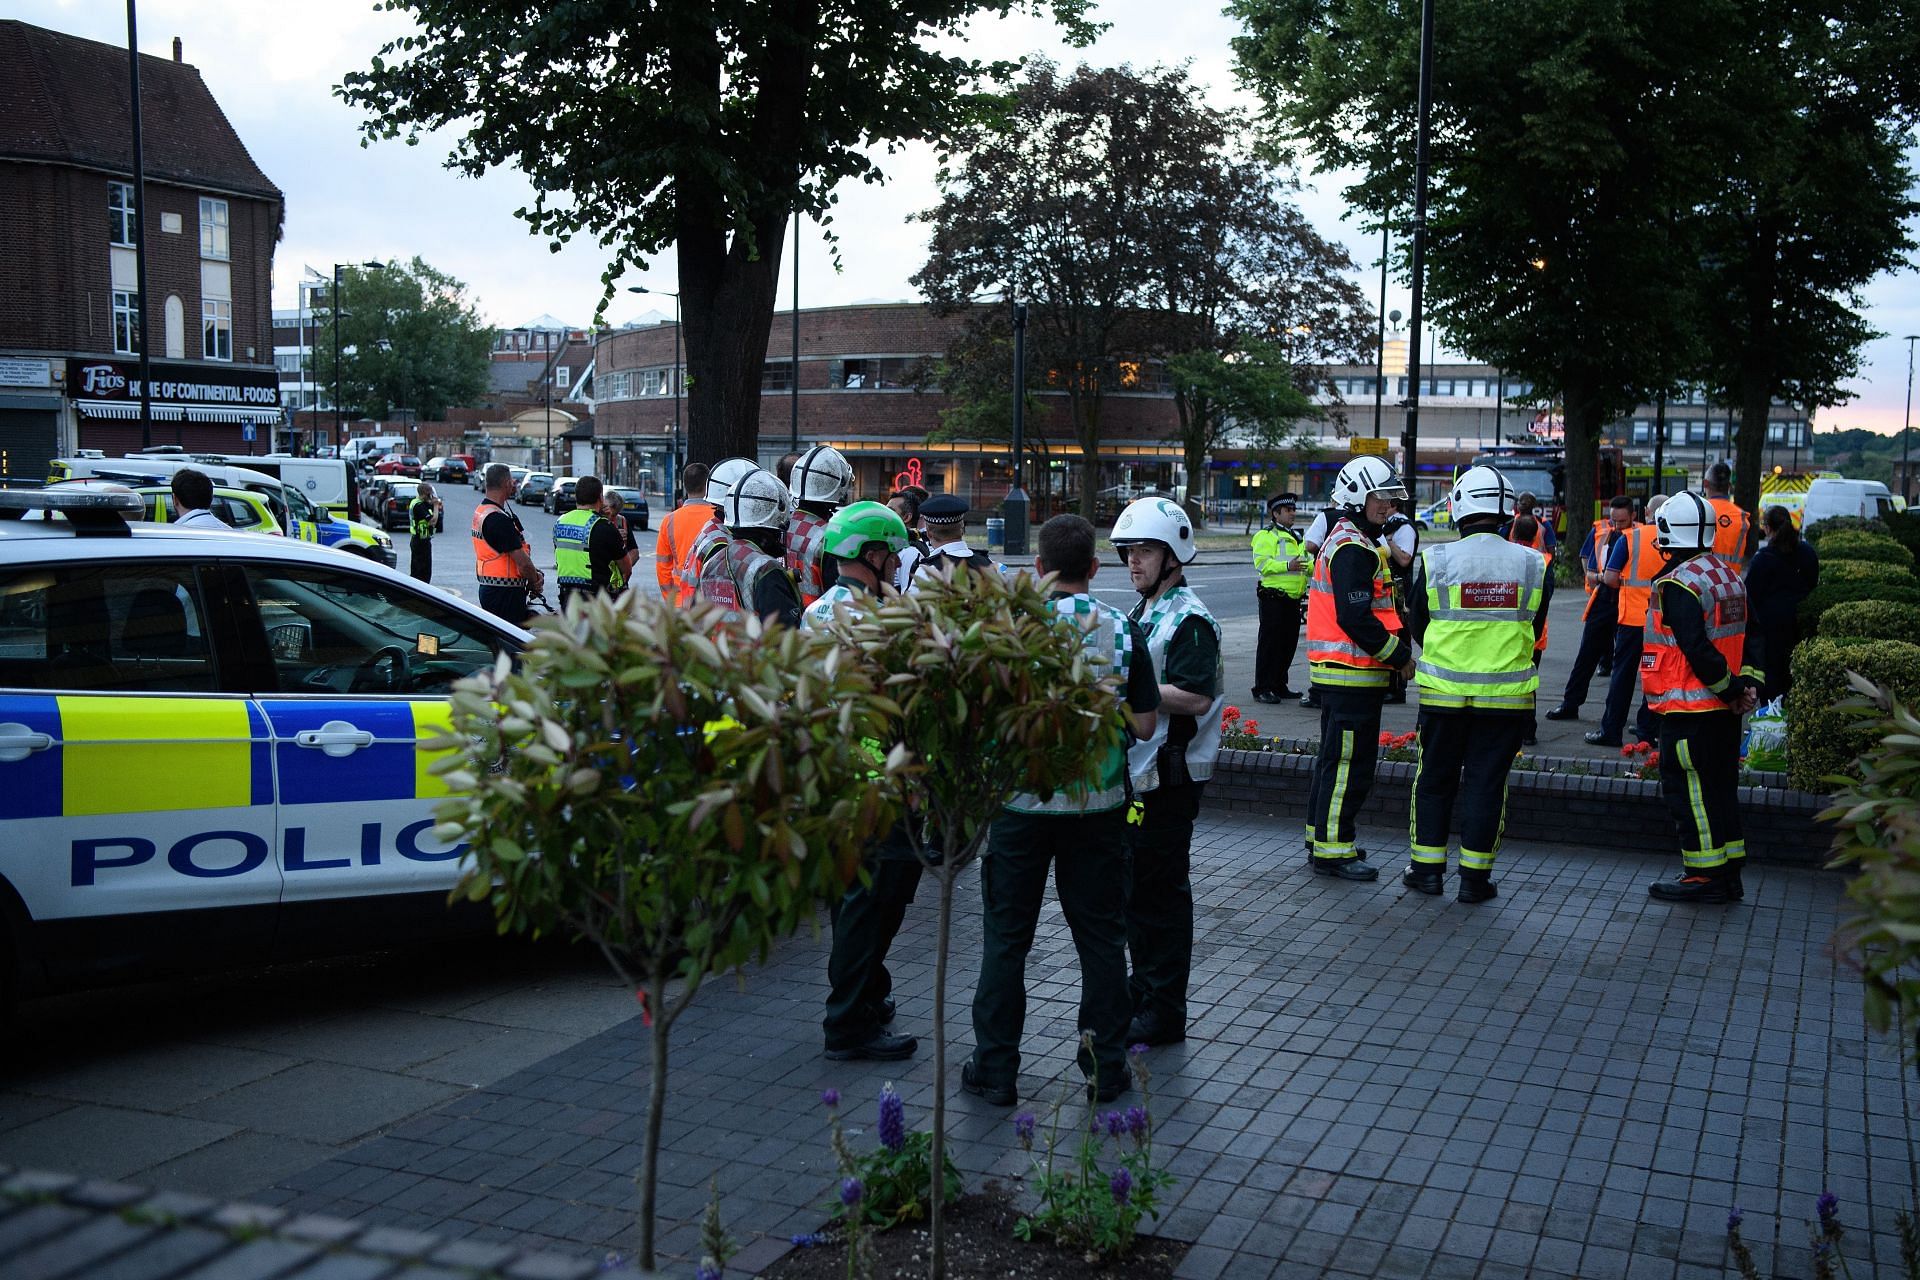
[[1109, 496, 1197, 565], [1655, 490, 1716, 550], [705, 457, 760, 505], [724, 468, 795, 532], [1447, 465, 1516, 521], [1330, 456, 1408, 509], [788, 444, 855, 507]]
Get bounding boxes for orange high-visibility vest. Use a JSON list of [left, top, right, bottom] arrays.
[[1616, 524, 1659, 628], [1580, 524, 1608, 622], [1641, 553, 1747, 714], [471, 500, 529, 586], [1509, 521, 1552, 569], [1708, 497, 1753, 572], [1305, 520, 1401, 682]]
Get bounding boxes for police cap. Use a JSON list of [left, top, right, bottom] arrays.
[[1269, 493, 1298, 508], [921, 494, 969, 523]]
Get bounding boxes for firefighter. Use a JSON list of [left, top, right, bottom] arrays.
[[1251, 494, 1308, 703], [1110, 497, 1223, 1047], [1402, 467, 1550, 904], [785, 444, 857, 606], [718, 469, 802, 629], [1588, 495, 1665, 747], [682, 457, 760, 613], [1643, 491, 1765, 905], [1301, 457, 1414, 881]]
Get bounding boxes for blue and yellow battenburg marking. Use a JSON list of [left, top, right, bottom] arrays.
[[0, 695, 459, 820]]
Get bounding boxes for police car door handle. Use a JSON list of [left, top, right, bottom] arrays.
[[0, 722, 54, 763], [294, 720, 376, 758]]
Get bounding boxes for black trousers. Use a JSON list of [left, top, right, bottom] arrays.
[[1304, 684, 1385, 859], [1254, 590, 1302, 695], [1757, 620, 1796, 705], [1599, 626, 1655, 742], [409, 539, 432, 583], [823, 823, 923, 1049], [478, 583, 530, 626], [1558, 606, 1616, 710], [1410, 709, 1528, 872], [1658, 710, 1745, 871], [972, 808, 1131, 1089], [1126, 780, 1202, 1028]]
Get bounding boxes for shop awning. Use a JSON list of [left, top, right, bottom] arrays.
[[76, 401, 282, 425]]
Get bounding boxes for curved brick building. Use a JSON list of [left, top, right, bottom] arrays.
[[593, 302, 1183, 508]]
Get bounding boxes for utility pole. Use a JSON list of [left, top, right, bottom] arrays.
[[1005, 301, 1030, 556], [1372, 223, 1389, 438], [1402, 0, 1437, 498], [125, 0, 154, 449]]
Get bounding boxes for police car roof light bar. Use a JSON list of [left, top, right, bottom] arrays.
[[0, 488, 141, 536]]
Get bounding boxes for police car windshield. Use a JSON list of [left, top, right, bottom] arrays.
[[247, 566, 507, 694]]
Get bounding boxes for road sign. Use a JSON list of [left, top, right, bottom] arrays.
[[241, 423, 256, 443], [1349, 437, 1390, 456]]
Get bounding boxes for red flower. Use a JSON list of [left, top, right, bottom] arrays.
[[1223, 706, 1242, 723], [1619, 745, 1632, 758], [1380, 731, 1396, 747], [1242, 719, 1260, 736], [1646, 751, 1660, 768]]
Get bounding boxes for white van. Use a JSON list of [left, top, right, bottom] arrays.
[[343, 436, 407, 469], [189, 453, 358, 520], [1801, 478, 1897, 530]]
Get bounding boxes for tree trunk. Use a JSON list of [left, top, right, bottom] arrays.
[[637, 972, 670, 1271], [927, 868, 955, 1280], [1733, 221, 1780, 513], [679, 217, 788, 468]]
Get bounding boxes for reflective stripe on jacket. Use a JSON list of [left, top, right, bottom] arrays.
[[470, 501, 528, 586], [1709, 497, 1754, 572], [783, 508, 830, 605], [1642, 553, 1747, 714], [1413, 533, 1545, 711], [1251, 524, 1308, 596], [1616, 524, 1659, 627], [1127, 585, 1225, 793], [1305, 521, 1401, 687]]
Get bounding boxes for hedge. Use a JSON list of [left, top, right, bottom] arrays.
[[1798, 579, 1920, 635], [1807, 515, 1890, 545], [1787, 638, 1920, 789], [1817, 599, 1920, 644], [1889, 511, 1920, 561], [1818, 559, 1915, 585], [1814, 531, 1915, 569]]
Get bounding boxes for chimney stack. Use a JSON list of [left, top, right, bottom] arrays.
[[172, 37, 182, 62]]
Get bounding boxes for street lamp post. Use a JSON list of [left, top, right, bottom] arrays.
[[1904, 335, 1918, 503], [331, 260, 384, 453], [1402, 0, 1437, 496], [629, 287, 680, 489], [1005, 300, 1030, 556]]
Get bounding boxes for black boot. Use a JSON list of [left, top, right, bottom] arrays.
[[1312, 855, 1379, 882], [1647, 869, 1731, 904], [1457, 869, 1498, 904], [1723, 861, 1745, 902], [1402, 863, 1446, 896]]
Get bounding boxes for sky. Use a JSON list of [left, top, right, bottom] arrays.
[[22, 0, 1920, 435]]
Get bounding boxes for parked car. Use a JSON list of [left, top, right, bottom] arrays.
[[361, 477, 393, 522], [422, 456, 468, 484], [374, 480, 443, 533], [1414, 496, 1454, 532], [517, 472, 555, 507], [375, 454, 423, 477], [608, 486, 650, 532], [544, 476, 581, 514]]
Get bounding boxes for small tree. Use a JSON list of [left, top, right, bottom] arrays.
[[818, 565, 1126, 1280], [431, 592, 903, 1270]]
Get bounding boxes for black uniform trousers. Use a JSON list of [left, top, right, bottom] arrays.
[[1125, 780, 1202, 1028], [1304, 683, 1385, 859], [1254, 589, 1302, 695], [1598, 625, 1655, 742], [1557, 606, 1615, 710], [823, 822, 923, 1050], [409, 538, 432, 583], [1658, 710, 1746, 871], [1410, 709, 1528, 871], [972, 807, 1131, 1089], [477, 583, 530, 626]]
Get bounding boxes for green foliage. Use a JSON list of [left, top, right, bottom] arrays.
[[1806, 515, 1892, 545], [431, 590, 902, 1268], [310, 258, 493, 422], [826, 1121, 962, 1232], [1890, 512, 1920, 562], [1815, 532, 1915, 568], [1818, 600, 1920, 644], [1821, 559, 1916, 586], [1821, 678, 1920, 1072], [1013, 1042, 1173, 1260], [1786, 638, 1920, 790], [1798, 579, 1920, 636]]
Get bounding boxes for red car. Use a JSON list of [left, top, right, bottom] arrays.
[[375, 453, 422, 477]]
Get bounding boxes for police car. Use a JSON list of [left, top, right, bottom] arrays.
[[0, 488, 530, 1008]]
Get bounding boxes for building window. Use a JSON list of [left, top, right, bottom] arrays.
[[640, 368, 669, 396], [599, 371, 631, 400], [275, 352, 303, 374], [109, 182, 137, 246], [199, 198, 229, 260], [762, 360, 795, 392], [831, 356, 924, 389], [202, 300, 233, 361], [554, 365, 570, 388], [112, 290, 141, 354]]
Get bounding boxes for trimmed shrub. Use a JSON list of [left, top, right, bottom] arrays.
[[1814, 531, 1914, 568], [1818, 559, 1914, 586], [1817, 600, 1920, 644], [1787, 638, 1920, 789], [1806, 515, 1890, 545], [1889, 511, 1920, 561], [1799, 579, 1920, 635]]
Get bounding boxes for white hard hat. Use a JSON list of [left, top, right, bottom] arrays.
[[1655, 490, 1715, 550], [724, 468, 794, 532], [788, 444, 855, 506], [1109, 496, 1197, 565], [706, 457, 760, 504], [1448, 465, 1515, 521], [1331, 456, 1408, 508]]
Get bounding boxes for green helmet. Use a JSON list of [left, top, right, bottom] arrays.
[[821, 500, 910, 559]]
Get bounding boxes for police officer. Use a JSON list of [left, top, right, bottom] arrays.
[[911, 494, 995, 583], [1643, 491, 1764, 904], [473, 463, 544, 625], [1587, 495, 1664, 747], [1110, 498, 1222, 1047], [407, 481, 441, 582], [1301, 457, 1413, 881], [1250, 494, 1308, 703], [719, 469, 803, 629], [553, 475, 626, 609], [785, 444, 857, 606], [683, 457, 759, 613], [804, 501, 920, 1060], [964, 514, 1160, 1106], [1402, 467, 1550, 904]]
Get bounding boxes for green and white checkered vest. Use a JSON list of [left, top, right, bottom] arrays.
[[801, 580, 865, 632], [1006, 593, 1135, 816], [1127, 584, 1225, 792]]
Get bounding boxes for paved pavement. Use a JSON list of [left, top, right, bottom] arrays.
[[25, 809, 1883, 1279]]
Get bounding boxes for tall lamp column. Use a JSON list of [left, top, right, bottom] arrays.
[[1904, 335, 1918, 504]]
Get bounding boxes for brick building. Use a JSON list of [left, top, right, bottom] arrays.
[[593, 302, 1183, 507], [0, 20, 282, 484]]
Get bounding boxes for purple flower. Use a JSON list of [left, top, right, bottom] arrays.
[[820, 1088, 840, 1109], [840, 1177, 864, 1207], [877, 1084, 906, 1153], [1013, 1112, 1037, 1149], [1817, 1190, 1839, 1223], [1727, 1206, 1743, 1232], [1128, 1043, 1149, 1058], [1104, 1110, 1127, 1139], [1125, 1105, 1149, 1138], [1110, 1166, 1133, 1205], [789, 1233, 825, 1248], [696, 1260, 723, 1280]]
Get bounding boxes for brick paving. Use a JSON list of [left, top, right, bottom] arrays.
[[223, 808, 1915, 1278]]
